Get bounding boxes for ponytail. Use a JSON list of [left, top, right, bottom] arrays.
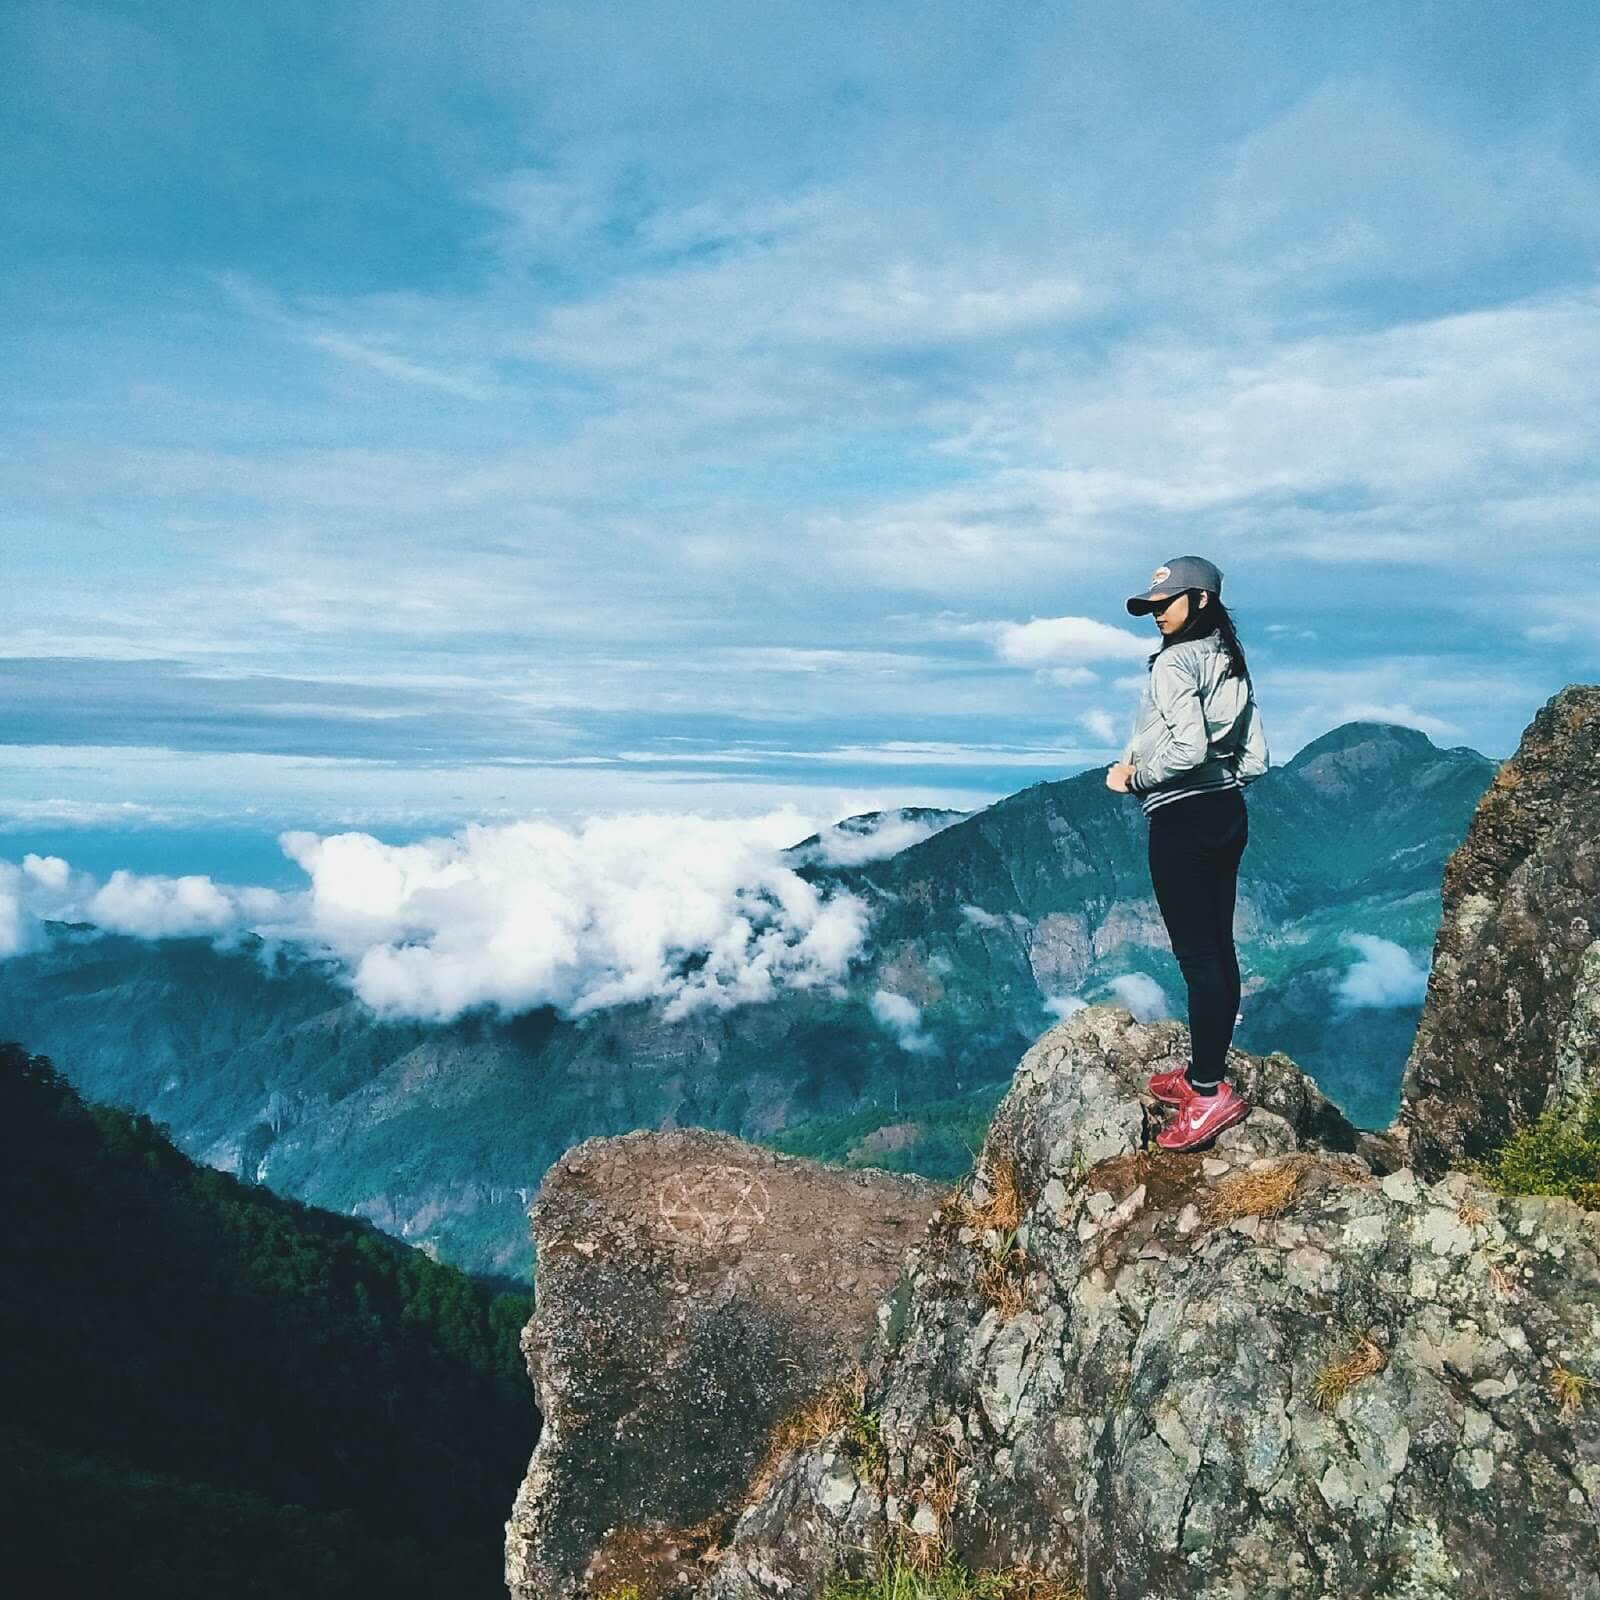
[[1145, 591, 1250, 681]]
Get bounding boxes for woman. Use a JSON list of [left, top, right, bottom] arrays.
[[1105, 555, 1270, 1152]]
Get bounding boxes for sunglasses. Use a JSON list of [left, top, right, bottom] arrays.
[[1148, 591, 1191, 616]]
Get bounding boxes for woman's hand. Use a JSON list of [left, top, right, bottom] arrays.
[[1106, 761, 1135, 793]]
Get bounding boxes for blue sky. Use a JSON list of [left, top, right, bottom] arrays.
[[4, 1, 1600, 891]]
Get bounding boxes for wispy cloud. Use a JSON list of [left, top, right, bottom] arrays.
[[870, 987, 936, 1054], [3, 3, 1595, 827], [217, 272, 492, 400], [789, 807, 963, 868], [1334, 932, 1430, 1010], [1107, 972, 1171, 1024]]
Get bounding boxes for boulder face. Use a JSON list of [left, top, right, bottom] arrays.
[[503, 1127, 947, 1600], [1394, 684, 1600, 1175], [707, 1007, 1600, 1600]]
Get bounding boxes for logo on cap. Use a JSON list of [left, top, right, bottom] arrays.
[[1151, 565, 1171, 584]]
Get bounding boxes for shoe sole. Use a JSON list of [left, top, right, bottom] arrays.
[[1155, 1098, 1249, 1151]]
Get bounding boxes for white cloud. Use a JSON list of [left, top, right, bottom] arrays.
[[773, 740, 1104, 768], [1108, 971, 1170, 1023], [22, 853, 71, 890], [1038, 666, 1098, 690], [869, 987, 936, 1054], [959, 903, 1029, 934], [794, 807, 961, 867], [0, 863, 44, 959], [0, 799, 193, 830], [278, 810, 874, 1024], [1043, 993, 1088, 1020], [1334, 932, 1429, 1009], [993, 615, 1150, 667], [87, 869, 277, 939], [0, 851, 299, 952], [1079, 708, 1119, 744], [0, 808, 884, 1020]]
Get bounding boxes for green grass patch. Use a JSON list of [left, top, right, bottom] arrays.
[[757, 1081, 1008, 1182], [1476, 1090, 1600, 1207], [822, 1548, 1080, 1600]]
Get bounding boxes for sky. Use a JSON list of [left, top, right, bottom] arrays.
[[2, 2, 1599, 993]]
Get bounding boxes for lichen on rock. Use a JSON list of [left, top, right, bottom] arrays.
[[1394, 684, 1600, 1176], [706, 1007, 1600, 1600]]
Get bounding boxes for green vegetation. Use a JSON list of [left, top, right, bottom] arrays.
[[1475, 1089, 1600, 1207], [823, 1545, 1081, 1600], [758, 1080, 1007, 1181], [0, 1423, 483, 1599], [0, 1041, 536, 1597]]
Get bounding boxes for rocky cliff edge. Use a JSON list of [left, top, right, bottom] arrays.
[[506, 685, 1600, 1600]]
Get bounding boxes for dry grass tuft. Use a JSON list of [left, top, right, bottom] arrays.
[[1486, 1260, 1520, 1300], [939, 1147, 1035, 1322], [1203, 1161, 1301, 1225], [1456, 1195, 1492, 1228], [767, 1363, 867, 1455], [955, 1148, 1026, 1234], [922, 1433, 962, 1522], [1550, 1365, 1592, 1416], [738, 1362, 877, 1514], [1312, 1332, 1386, 1411], [976, 1246, 1029, 1321], [986, 1568, 1083, 1600]]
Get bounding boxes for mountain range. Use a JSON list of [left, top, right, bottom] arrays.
[[0, 720, 1496, 1276]]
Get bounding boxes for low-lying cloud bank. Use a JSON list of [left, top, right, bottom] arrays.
[[279, 813, 870, 1023], [0, 808, 897, 1025], [0, 853, 290, 957], [788, 807, 964, 868], [1334, 932, 1430, 1009]]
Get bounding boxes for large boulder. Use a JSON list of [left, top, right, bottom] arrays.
[[708, 1006, 1600, 1600], [1394, 684, 1600, 1175], [504, 1126, 947, 1600]]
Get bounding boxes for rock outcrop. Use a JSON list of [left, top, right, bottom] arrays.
[[1394, 684, 1600, 1175], [709, 1008, 1600, 1600], [504, 687, 1600, 1600], [508, 1008, 1600, 1599], [504, 1127, 947, 1600]]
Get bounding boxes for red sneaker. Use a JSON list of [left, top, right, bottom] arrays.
[[1155, 1082, 1249, 1151], [1146, 1065, 1197, 1105]]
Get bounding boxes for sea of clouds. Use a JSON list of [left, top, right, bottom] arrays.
[[0, 807, 960, 1026]]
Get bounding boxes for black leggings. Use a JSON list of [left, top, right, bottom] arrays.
[[1146, 786, 1247, 1089]]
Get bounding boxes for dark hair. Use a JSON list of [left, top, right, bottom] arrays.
[[1145, 590, 1249, 681]]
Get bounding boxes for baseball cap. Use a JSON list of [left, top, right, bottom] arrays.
[[1126, 555, 1223, 615]]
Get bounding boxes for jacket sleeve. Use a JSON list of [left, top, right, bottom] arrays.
[[1230, 692, 1270, 785], [1129, 652, 1209, 791]]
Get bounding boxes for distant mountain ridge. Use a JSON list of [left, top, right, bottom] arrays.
[[0, 721, 1497, 1275]]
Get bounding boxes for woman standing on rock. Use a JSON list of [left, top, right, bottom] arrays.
[[1105, 555, 1270, 1152]]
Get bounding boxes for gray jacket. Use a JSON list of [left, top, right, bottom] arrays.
[[1118, 633, 1270, 795]]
